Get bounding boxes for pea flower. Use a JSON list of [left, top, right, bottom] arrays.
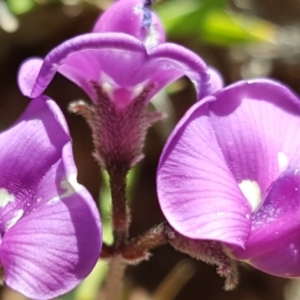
[[18, 0, 211, 102], [157, 79, 300, 278], [0, 96, 102, 299], [17, 0, 213, 171]]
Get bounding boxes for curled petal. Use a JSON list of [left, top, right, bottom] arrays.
[[18, 34, 211, 102], [231, 168, 300, 277], [0, 97, 101, 299], [93, 0, 165, 47], [157, 99, 251, 248], [18, 33, 146, 99], [146, 43, 211, 100], [208, 79, 300, 199]]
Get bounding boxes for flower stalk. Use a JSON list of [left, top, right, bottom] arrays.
[[108, 167, 129, 247], [121, 223, 168, 263], [101, 256, 126, 300]]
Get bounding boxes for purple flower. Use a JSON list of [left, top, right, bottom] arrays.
[[17, 0, 218, 170], [93, 0, 166, 46], [17, 0, 211, 105], [157, 79, 300, 277], [0, 97, 101, 299]]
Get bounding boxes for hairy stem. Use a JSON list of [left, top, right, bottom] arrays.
[[122, 223, 167, 263], [165, 225, 239, 290], [101, 167, 129, 300], [108, 167, 129, 247]]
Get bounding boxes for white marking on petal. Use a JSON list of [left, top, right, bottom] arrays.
[[0, 188, 14, 208], [278, 151, 289, 173], [133, 4, 143, 14], [60, 174, 82, 198], [6, 209, 24, 229], [47, 197, 60, 205], [101, 72, 116, 86], [102, 82, 115, 99], [144, 24, 160, 49], [238, 180, 262, 212], [47, 175, 82, 205], [132, 83, 146, 98]]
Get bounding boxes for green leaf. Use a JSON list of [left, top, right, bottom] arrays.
[[200, 10, 277, 45], [157, 0, 277, 45], [6, 0, 35, 15]]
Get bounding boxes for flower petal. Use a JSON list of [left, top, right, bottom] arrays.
[[209, 67, 224, 93], [17, 58, 44, 100], [157, 98, 251, 247], [208, 79, 300, 200], [231, 168, 300, 277], [93, 0, 165, 47], [18, 33, 147, 99], [146, 43, 211, 100], [1, 143, 101, 299], [0, 97, 69, 182], [0, 96, 71, 233], [0, 97, 101, 298], [18, 34, 211, 103], [0, 98, 101, 298]]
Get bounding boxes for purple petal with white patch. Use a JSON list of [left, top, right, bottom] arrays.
[[231, 168, 300, 277], [157, 79, 300, 258], [93, 0, 165, 47], [157, 98, 252, 248], [0, 96, 102, 299], [208, 80, 300, 200], [18, 33, 211, 103], [208, 80, 300, 276]]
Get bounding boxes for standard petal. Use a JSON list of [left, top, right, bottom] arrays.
[[231, 168, 300, 277], [18, 33, 211, 103], [145, 43, 211, 100], [0, 143, 102, 299], [93, 0, 165, 47], [18, 33, 147, 99], [208, 80, 300, 202], [157, 99, 251, 247]]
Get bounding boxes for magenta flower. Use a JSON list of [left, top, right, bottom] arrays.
[[93, 0, 166, 47], [0, 97, 101, 299], [17, 0, 215, 170], [157, 79, 300, 277], [17, 0, 211, 105]]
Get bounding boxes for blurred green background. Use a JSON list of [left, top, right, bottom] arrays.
[[1, 0, 300, 299]]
